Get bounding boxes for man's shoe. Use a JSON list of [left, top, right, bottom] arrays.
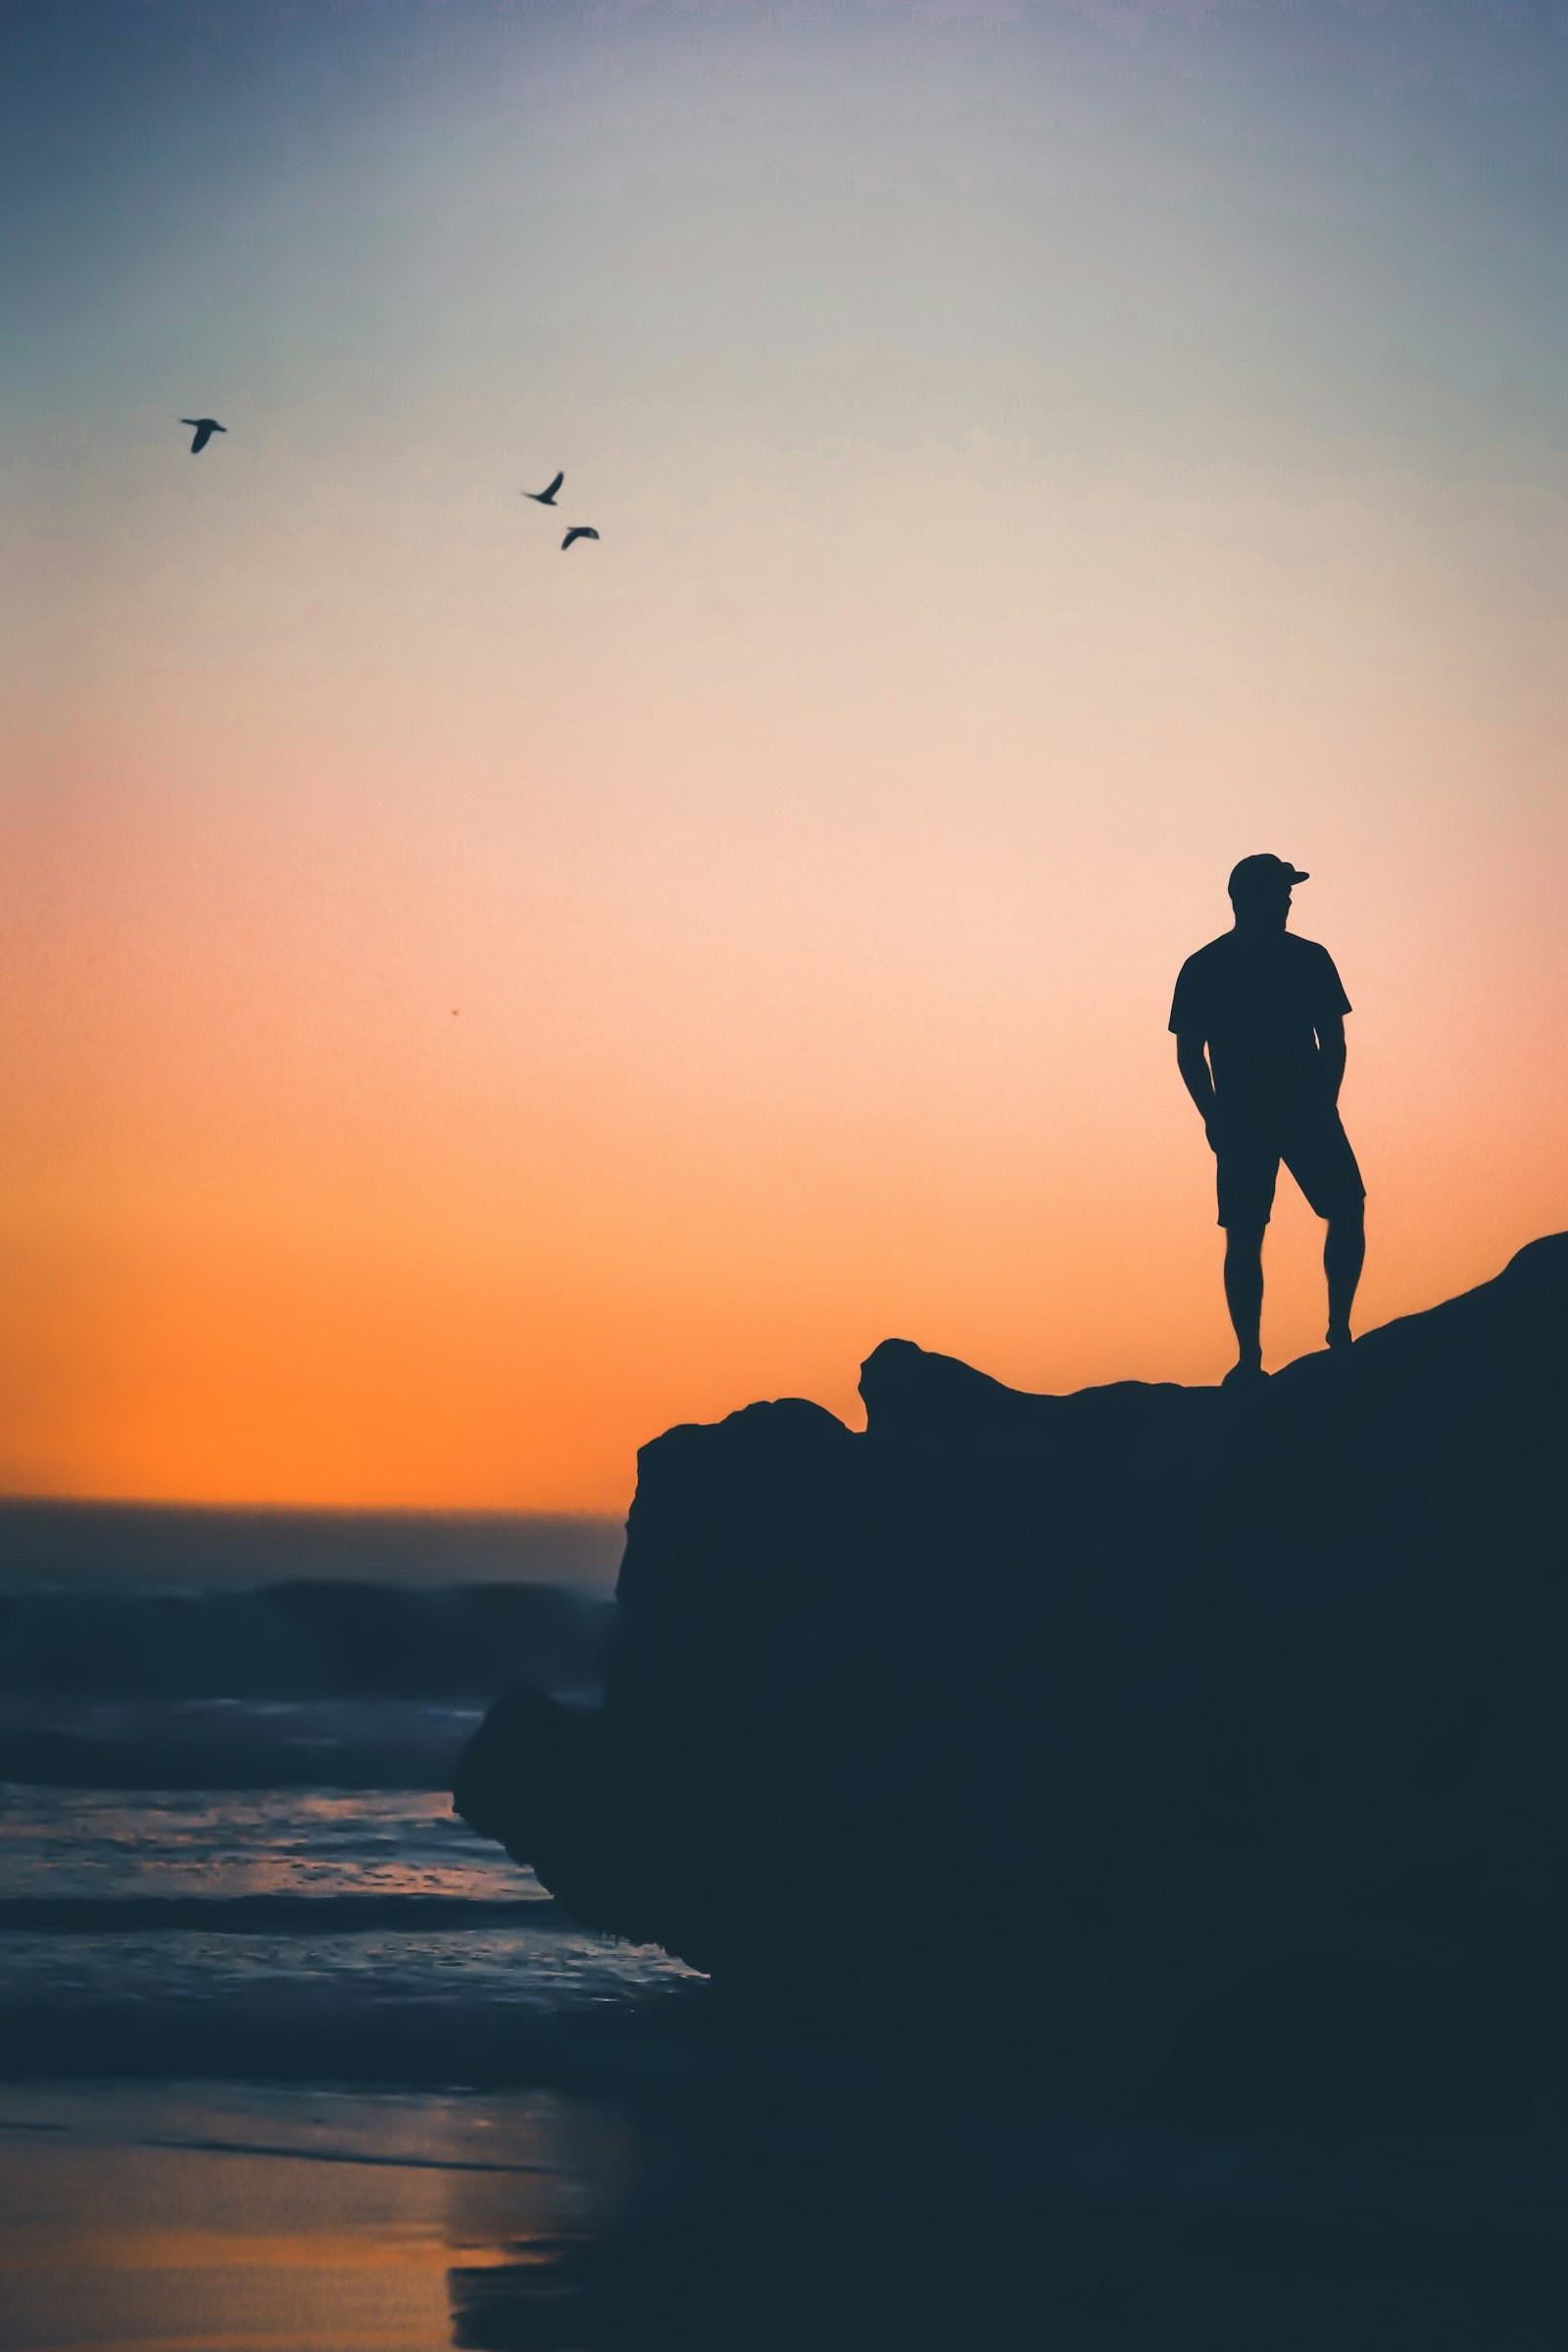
[[1220, 1359, 1268, 1390]]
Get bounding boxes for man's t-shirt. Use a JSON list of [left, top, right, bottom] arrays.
[[1168, 930, 1350, 1118]]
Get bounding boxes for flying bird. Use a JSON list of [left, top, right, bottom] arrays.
[[181, 417, 225, 454], [561, 527, 599, 552], [523, 473, 564, 506]]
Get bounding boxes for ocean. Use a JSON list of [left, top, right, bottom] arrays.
[[0, 1503, 688, 2088], [2, 1505, 1565, 2351]]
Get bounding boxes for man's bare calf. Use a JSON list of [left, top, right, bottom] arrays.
[[1325, 1202, 1365, 1350], [1222, 1219, 1267, 1383]]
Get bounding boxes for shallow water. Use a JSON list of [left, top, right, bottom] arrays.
[[0, 1788, 518, 1902], [0, 1782, 700, 2087]]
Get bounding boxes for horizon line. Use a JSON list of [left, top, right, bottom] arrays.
[[0, 1494, 625, 1525]]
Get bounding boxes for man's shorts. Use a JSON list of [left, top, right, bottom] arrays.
[[1213, 1104, 1365, 1230]]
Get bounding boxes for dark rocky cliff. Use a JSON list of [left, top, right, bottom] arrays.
[[456, 1237, 1568, 2115]]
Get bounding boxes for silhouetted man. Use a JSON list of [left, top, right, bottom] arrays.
[[1170, 855, 1365, 1385]]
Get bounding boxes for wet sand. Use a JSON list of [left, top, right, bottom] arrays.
[[7, 2077, 1568, 2352]]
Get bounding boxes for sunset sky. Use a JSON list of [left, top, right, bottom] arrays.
[[4, 0, 1565, 1511]]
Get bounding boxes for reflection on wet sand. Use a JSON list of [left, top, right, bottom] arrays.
[[0, 2085, 630, 2352]]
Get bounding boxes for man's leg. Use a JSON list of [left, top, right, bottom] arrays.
[[1222, 1219, 1267, 1379], [1324, 1202, 1365, 1349], [1281, 1114, 1366, 1353]]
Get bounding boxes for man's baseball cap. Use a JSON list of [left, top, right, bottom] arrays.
[[1228, 853, 1309, 898]]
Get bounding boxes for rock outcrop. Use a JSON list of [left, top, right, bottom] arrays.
[[457, 1237, 1568, 2115]]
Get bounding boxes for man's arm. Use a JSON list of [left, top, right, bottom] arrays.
[[1175, 1032, 1217, 1132], [1315, 1009, 1347, 1105]]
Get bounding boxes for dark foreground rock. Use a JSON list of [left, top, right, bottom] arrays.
[[457, 1237, 1568, 2117]]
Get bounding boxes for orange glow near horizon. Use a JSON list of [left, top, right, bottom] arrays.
[[5, 7, 1566, 1513], [7, 662, 1563, 1513]]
